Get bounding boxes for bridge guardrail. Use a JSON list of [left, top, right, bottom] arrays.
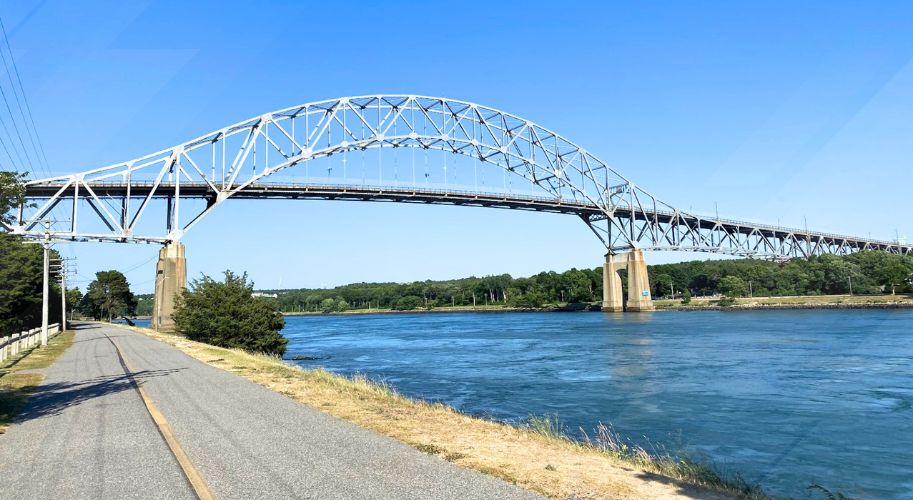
[[0, 323, 61, 363]]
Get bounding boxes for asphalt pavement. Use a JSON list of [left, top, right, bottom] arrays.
[[0, 323, 539, 499]]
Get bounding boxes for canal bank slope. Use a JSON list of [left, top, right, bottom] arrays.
[[123, 324, 750, 499]]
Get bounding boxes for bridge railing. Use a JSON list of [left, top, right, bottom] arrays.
[[0, 323, 61, 363]]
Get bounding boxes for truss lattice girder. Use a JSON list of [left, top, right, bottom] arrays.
[[9, 95, 912, 258]]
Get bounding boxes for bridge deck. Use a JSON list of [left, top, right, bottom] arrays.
[[21, 181, 909, 254]]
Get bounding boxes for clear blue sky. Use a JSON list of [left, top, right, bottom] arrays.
[[3, 1, 912, 293]]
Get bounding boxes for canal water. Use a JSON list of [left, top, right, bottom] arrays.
[[277, 310, 913, 498]]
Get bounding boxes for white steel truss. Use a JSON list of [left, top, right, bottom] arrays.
[[6, 95, 910, 258]]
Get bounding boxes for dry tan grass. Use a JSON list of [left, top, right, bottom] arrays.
[[125, 325, 743, 499]]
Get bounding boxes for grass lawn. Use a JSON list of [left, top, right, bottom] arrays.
[[0, 331, 75, 433]]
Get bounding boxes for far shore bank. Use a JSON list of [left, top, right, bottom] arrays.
[[279, 294, 913, 317]]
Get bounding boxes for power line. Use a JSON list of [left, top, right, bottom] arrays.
[[0, 17, 63, 238], [0, 103, 25, 173], [0, 78, 35, 174], [0, 17, 50, 176], [121, 253, 159, 274], [0, 129, 17, 172]]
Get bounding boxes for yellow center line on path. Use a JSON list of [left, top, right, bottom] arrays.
[[102, 331, 215, 500]]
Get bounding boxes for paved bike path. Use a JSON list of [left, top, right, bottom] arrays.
[[0, 324, 538, 499]]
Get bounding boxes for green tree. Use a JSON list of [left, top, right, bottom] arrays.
[[66, 287, 83, 318], [334, 298, 350, 312], [718, 276, 749, 297], [564, 269, 594, 303], [173, 271, 287, 355], [809, 255, 861, 295], [134, 294, 154, 316], [319, 298, 337, 313], [509, 290, 546, 308], [0, 171, 27, 228], [393, 295, 422, 311], [0, 233, 62, 334], [83, 270, 137, 321], [880, 260, 913, 295], [652, 273, 674, 297]]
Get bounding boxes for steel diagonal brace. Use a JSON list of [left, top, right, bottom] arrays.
[[24, 177, 73, 230], [258, 122, 293, 161], [378, 103, 408, 138], [225, 122, 262, 190], [269, 119, 305, 156], [180, 151, 221, 193], [84, 196, 117, 232], [128, 156, 173, 232]]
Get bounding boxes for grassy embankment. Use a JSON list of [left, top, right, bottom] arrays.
[[124, 324, 762, 499], [0, 330, 75, 433], [654, 294, 913, 310]]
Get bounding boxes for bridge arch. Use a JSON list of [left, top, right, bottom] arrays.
[[17, 95, 656, 249], [13, 95, 911, 259]]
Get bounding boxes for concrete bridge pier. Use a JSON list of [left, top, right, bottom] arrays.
[[624, 249, 654, 311], [152, 242, 186, 332], [601, 249, 654, 312], [602, 253, 625, 312]]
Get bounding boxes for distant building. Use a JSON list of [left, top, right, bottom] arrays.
[[251, 292, 278, 298]]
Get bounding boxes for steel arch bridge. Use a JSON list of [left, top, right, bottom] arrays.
[[7, 95, 911, 259]]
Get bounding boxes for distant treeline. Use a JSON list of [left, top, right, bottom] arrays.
[[133, 251, 913, 315], [241, 251, 912, 312]]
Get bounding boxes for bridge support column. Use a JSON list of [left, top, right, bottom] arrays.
[[602, 253, 625, 312], [152, 242, 186, 332], [625, 249, 654, 312]]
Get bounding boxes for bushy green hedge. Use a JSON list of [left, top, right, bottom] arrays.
[[173, 271, 287, 356]]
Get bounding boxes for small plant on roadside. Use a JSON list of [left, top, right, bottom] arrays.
[[414, 443, 444, 454], [718, 296, 737, 307], [579, 423, 766, 498], [525, 414, 566, 439], [681, 289, 692, 305]]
